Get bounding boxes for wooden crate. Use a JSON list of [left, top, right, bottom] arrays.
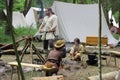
[[86, 36, 108, 45]]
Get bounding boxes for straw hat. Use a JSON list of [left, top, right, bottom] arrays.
[[44, 62, 54, 68], [54, 40, 65, 48], [44, 61, 58, 69]]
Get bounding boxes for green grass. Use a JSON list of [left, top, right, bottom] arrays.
[[14, 27, 37, 37], [112, 33, 120, 40], [0, 33, 12, 43], [0, 27, 12, 44], [0, 27, 38, 44]]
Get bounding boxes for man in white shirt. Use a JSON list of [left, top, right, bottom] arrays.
[[38, 8, 57, 51]]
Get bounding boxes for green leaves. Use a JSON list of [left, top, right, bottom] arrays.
[[13, 0, 25, 11], [0, 1, 5, 10], [42, 0, 54, 8], [109, 0, 120, 12], [0, 0, 24, 11]]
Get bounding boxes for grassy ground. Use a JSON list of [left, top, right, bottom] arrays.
[[0, 27, 12, 43], [0, 27, 37, 44], [113, 34, 120, 40]]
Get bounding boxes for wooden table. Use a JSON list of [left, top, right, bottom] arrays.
[[107, 50, 120, 66], [8, 62, 54, 80]]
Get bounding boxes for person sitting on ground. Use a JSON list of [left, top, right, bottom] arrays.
[[44, 39, 66, 76], [70, 38, 84, 61]]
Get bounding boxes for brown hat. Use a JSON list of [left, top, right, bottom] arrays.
[[54, 40, 65, 48]]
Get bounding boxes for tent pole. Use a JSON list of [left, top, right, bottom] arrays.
[[98, 0, 102, 80]]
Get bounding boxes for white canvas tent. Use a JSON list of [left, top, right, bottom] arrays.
[[12, 12, 27, 28], [3, 10, 27, 28], [52, 1, 118, 44], [25, 7, 41, 28], [4, 7, 42, 28]]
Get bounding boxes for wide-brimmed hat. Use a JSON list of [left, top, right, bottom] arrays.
[[54, 40, 65, 48]]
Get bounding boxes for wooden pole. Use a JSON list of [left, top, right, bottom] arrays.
[[5, 0, 25, 80], [98, 0, 102, 80]]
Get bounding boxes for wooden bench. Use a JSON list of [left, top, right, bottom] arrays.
[[8, 62, 43, 69], [107, 50, 120, 66], [8, 62, 54, 80], [88, 71, 117, 80], [108, 50, 120, 55], [32, 75, 64, 80]]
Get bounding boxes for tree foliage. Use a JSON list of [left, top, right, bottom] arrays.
[[0, 1, 5, 10], [109, 0, 120, 12], [0, 0, 24, 11], [0, 0, 37, 11], [13, 0, 24, 11], [42, 0, 54, 8]]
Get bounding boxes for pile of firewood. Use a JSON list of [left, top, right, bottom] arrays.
[[0, 37, 27, 55]]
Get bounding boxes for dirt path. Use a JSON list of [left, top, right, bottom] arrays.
[[1, 46, 120, 80]]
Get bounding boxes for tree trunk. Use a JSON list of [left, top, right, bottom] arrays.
[[80, 0, 84, 4], [119, 10, 120, 28], [5, 0, 25, 80], [5, 0, 13, 35], [39, 0, 44, 19], [23, 0, 28, 16], [104, 0, 109, 26], [23, 0, 33, 16], [73, 0, 76, 3]]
